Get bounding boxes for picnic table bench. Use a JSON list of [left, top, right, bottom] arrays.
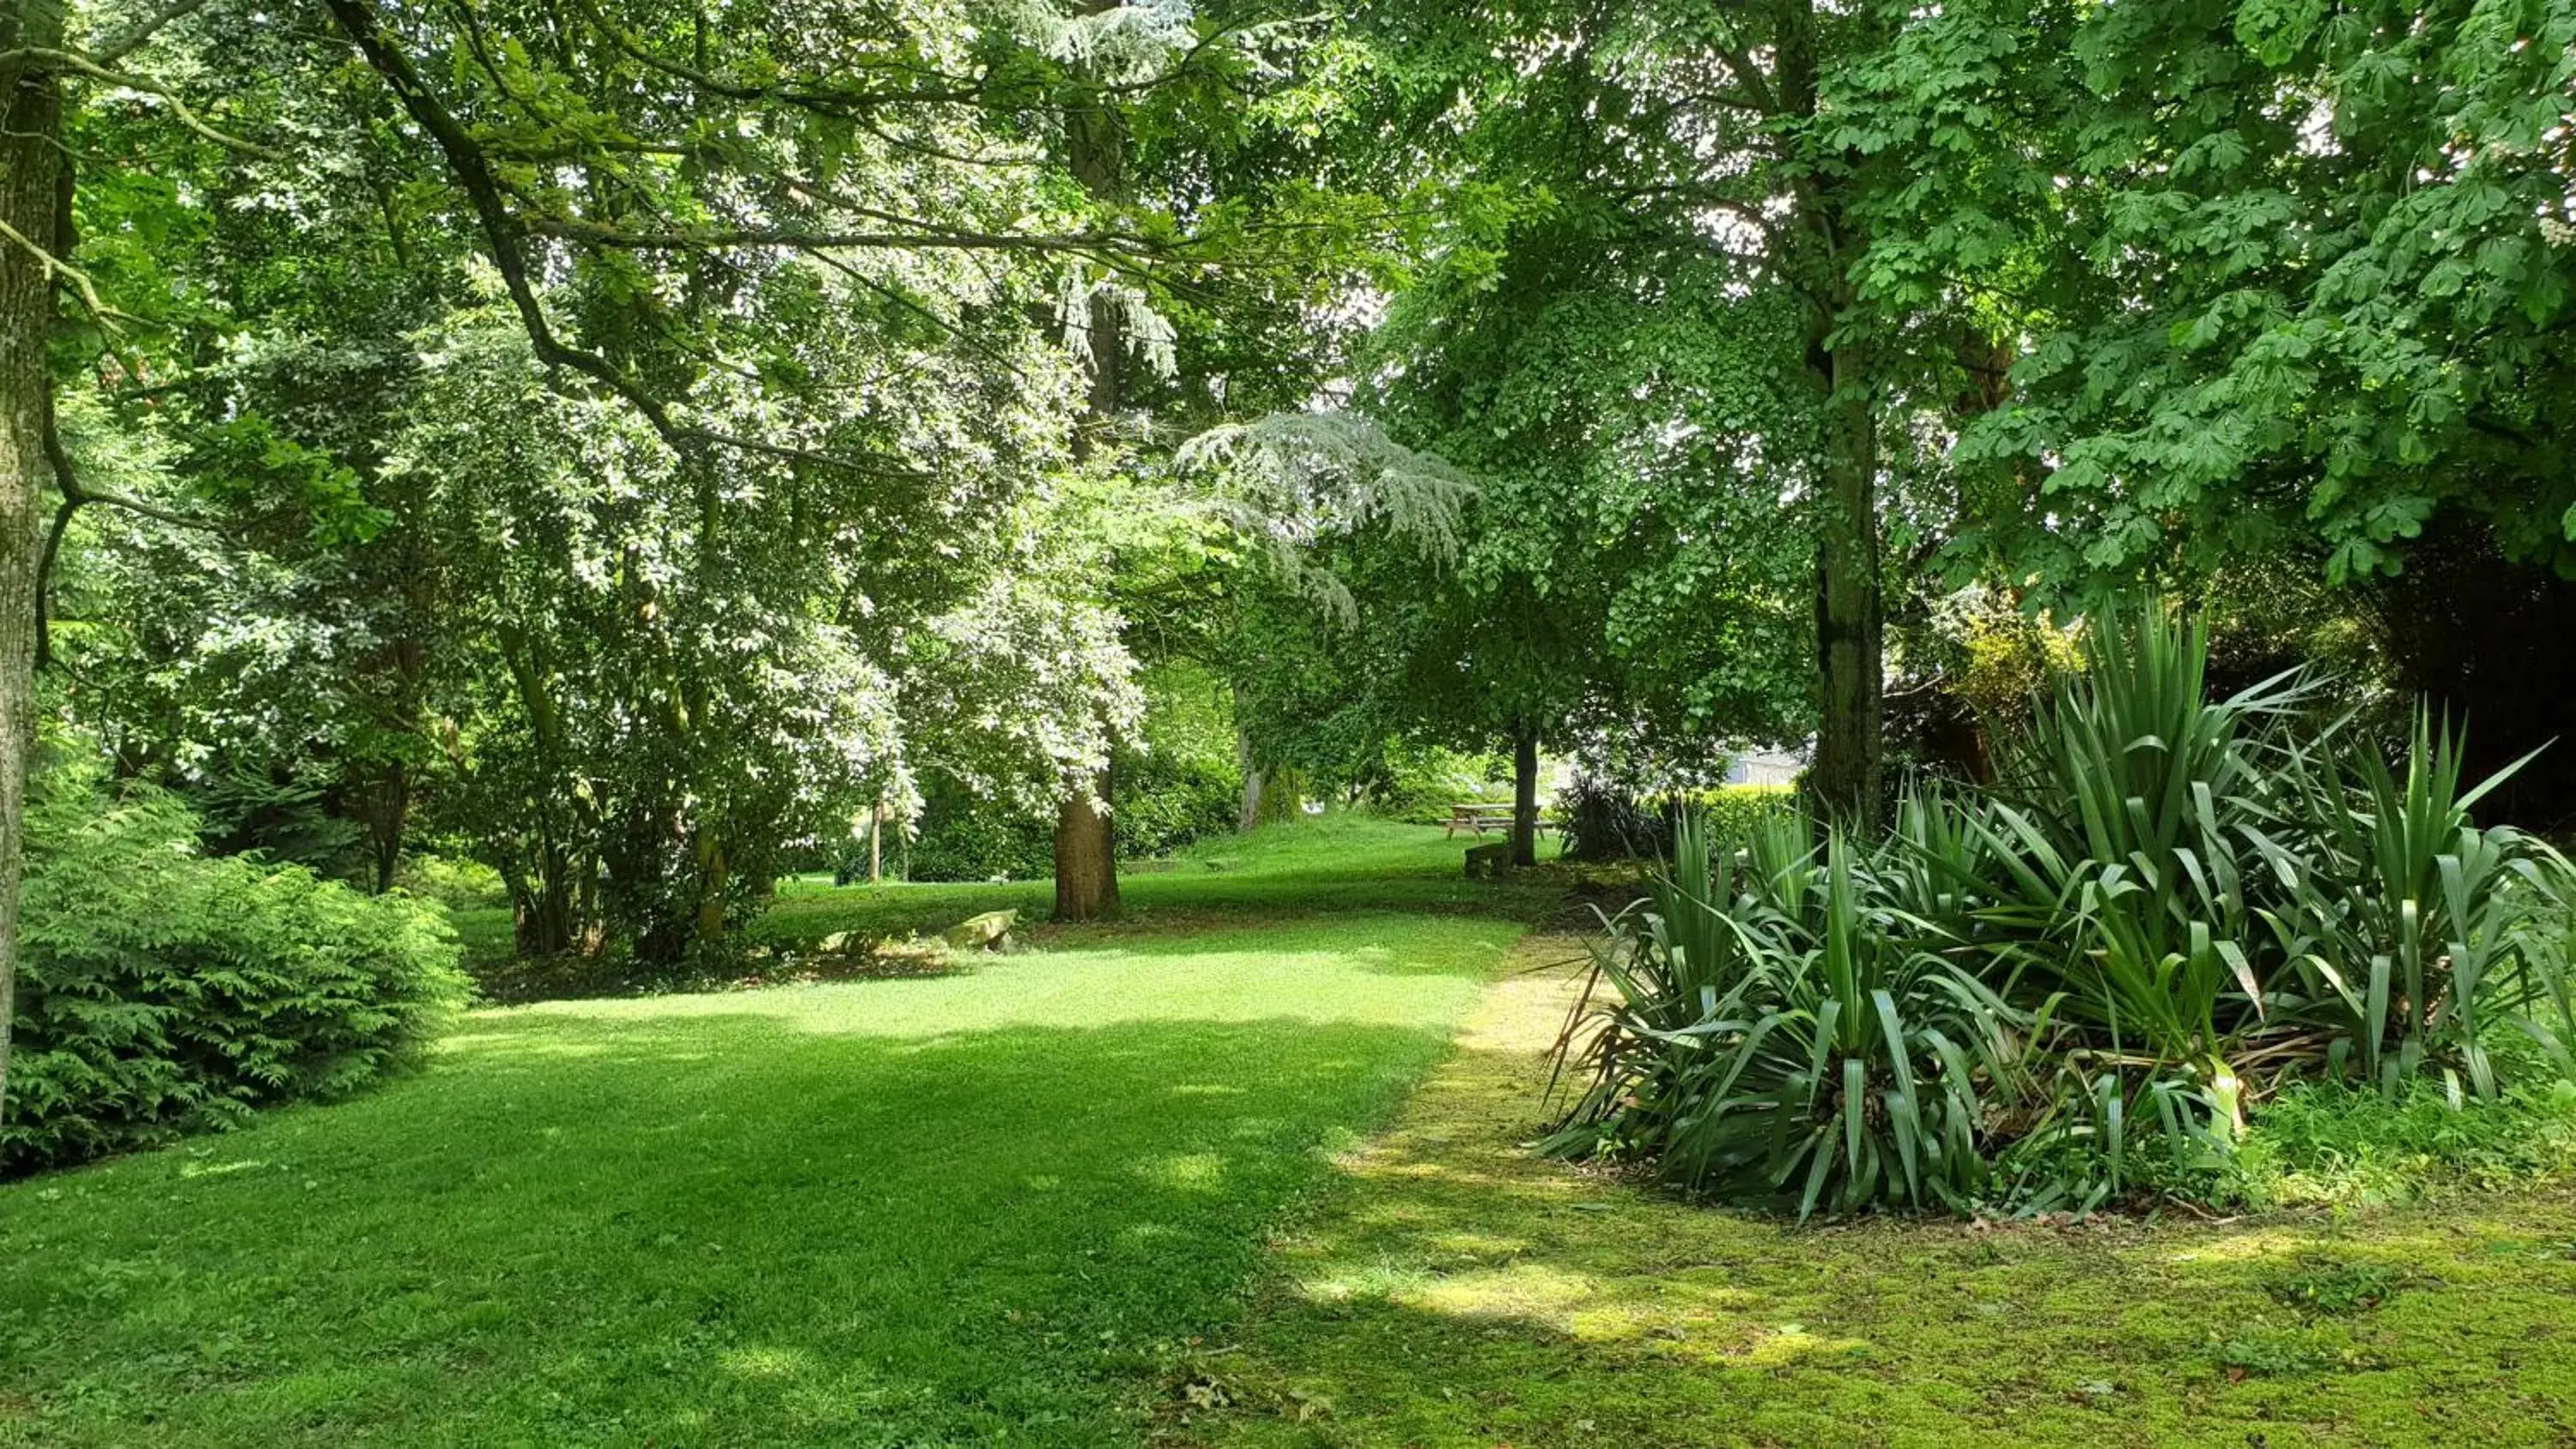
[[1444, 803, 1558, 838]]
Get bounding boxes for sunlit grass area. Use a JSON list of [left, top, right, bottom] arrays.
[[447, 814, 1567, 971], [0, 912, 1520, 1446], [23, 837, 2569, 1449], [1180, 941, 2576, 1448]]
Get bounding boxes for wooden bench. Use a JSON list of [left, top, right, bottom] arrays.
[[1444, 803, 1558, 838]]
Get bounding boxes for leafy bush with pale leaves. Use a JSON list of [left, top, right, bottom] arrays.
[[3, 766, 468, 1176], [1550, 602, 2576, 1217]]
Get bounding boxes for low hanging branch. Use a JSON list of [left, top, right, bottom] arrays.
[[319, 0, 696, 456], [35, 398, 222, 670], [320, 0, 1157, 483], [1178, 410, 1480, 625], [0, 45, 284, 158], [94, 0, 217, 65]]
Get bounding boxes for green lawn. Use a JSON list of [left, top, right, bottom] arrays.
[[15, 821, 2576, 1448], [0, 899, 1521, 1446], [448, 814, 1565, 973]]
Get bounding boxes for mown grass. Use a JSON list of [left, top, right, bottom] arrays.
[[447, 814, 1566, 973], [0, 905, 1522, 1446], [19, 822, 2574, 1448], [1177, 941, 2576, 1448]]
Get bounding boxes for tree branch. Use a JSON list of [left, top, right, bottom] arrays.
[[329, 0, 1000, 482], [37, 395, 222, 669], [562, 0, 993, 117], [0, 46, 285, 158], [94, 0, 216, 65], [520, 215, 1134, 255], [0, 213, 135, 326], [322, 0, 696, 447]]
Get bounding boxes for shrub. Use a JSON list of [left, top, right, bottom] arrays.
[[1549, 816, 2028, 1216], [1556, 775, 1674, 862], [1556, 780, 1793, 863], [903, 777, 1056, 882], [1698, 783, 1796, 842], [1550, 599, 2576, 1217], [1114, 751, 1241, 860], [2221, 1079, 2576, 1209], [3, 766, 469, 1176]]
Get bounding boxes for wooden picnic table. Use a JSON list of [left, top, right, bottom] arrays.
[[1444, 803, 1557, 838]]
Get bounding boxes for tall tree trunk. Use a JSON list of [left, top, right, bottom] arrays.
[[1051, 27, 1127, 922], [1053, 769, 1120, 921], [1235, 722, 1263, 832], [0, 7, 64, 1125], [1048, 271, 1126, 919], [1777, 0, 1884, 830], [497, 624, 601, 955], [365, 758, 409, 893], [1810, 334, 1882, 826], [1509, 718, 1540, 869]]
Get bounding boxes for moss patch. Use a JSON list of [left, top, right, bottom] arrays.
[[1175, 938, 2576, 1448]]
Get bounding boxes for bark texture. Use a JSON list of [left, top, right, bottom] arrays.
[[1777, 0, 1884, 829], [1053, 772, 1121, 922], [1811, 334, 1882, 826], [0, 0, 64, 1124], [1509, 720, 1540, 870], [1049, 18, 1127, 922]]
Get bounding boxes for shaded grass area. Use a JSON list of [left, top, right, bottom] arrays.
[[0, 914, 1521, 1446], [1178, 940, 2576, 1449], [449, 815, 1569, 979]]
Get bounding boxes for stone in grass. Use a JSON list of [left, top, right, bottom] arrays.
[[942, 909, 1018, 952], [1463, 841, 1512, 880]]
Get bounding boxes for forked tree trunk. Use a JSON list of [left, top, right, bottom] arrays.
[[1509, 719, 1539, 869], [513, 860, 579, 957], [0, 7, 63, 1126], [693, 830, 728, 943], [1053, 770, 1120, 922]]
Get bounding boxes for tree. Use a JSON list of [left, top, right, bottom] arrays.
[[1218, 3, 1827, 852], [1012, 0, 1448, 915], [0, 0, 70, 1120], [1326, 0, 2034, 829], [15, 0, 1314, 986], [1041, 0, 1180, 923], [1893, 0, 2576, 820]]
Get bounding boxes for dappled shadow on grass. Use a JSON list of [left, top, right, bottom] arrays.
[[1176, 948, 2576, 1449], [0, 924, 1512, 1449]]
